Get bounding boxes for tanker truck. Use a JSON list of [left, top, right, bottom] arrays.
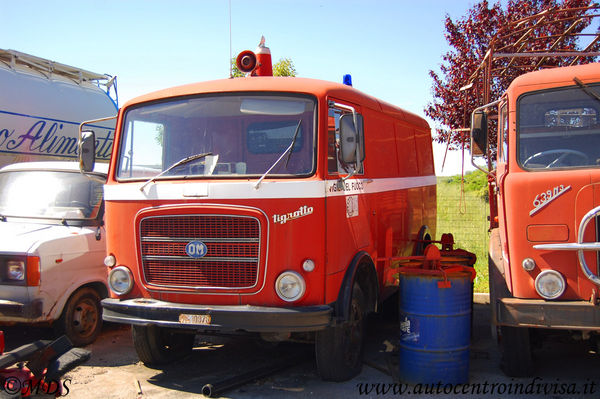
[[0, 49, 117, 345], [0, 49, 117, 167]]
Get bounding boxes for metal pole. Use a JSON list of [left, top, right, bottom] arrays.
[[201, 355, 304, 397]]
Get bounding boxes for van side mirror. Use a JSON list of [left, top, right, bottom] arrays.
[[471, 110, 487, 156], [339, 113, 365, 164], [79, 131, 96, 173]]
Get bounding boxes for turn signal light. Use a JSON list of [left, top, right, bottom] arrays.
[[26, 256, 40, 286]]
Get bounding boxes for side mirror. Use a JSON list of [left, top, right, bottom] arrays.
[[339, 113, 365, 164], [470, 110, 488, 156], [79, 131, 96, 173]]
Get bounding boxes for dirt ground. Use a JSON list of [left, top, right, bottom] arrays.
[[4, 294, 600, 399]]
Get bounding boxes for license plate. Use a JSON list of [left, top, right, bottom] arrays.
[[179, 313, 211, 325]]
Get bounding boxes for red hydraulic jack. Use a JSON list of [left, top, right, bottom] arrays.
[[0, 331, 90, 397]]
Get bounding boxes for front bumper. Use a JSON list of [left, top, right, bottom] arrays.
[[0, 298, 44, 322], [496, 297, 600, 330], [102, 298, 333, 333]]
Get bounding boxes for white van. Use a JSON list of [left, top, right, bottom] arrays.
[[0, 162, 107, 345]]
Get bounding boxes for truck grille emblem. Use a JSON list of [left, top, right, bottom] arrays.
[[185, 241, 208, 258]]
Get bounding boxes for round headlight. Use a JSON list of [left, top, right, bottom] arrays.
[[104, 254, 117, 267], [108, 266, 134, 295], [275, 271, 306, 302], [535, 270, 565, 300]]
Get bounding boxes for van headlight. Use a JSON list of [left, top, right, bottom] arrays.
[[108, 266, 134, 295], [275, 271, 306, 302], [535, 270, 565, 300], [6, 260, 25, 281]]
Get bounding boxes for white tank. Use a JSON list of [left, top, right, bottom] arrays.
[[0, 49, 117, 167]]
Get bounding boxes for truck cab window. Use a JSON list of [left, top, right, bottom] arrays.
[[119, 121, 164, 178], [518, 84, 600, 170], [116, 95, 316, 180]]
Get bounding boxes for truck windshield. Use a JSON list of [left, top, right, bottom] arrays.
[[0, 171, 103, 220], [518, 83, 600, 170], [117, 94, 316, 180]]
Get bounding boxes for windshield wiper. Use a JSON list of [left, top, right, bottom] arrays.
[[284, 120, 302, 168], [255, 120, 302, 190], [574, 77, 600, 102], [140, 152, 212, 192]]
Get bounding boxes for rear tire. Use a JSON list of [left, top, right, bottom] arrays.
[[413, 226, 433, 256], [132, 325, 195, 366], [55, 287, 102, 347], [499, 325, 534, 377], [315, 284, 366, 381]]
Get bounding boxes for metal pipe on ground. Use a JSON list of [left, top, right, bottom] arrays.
[[201, 354, 309, 397]]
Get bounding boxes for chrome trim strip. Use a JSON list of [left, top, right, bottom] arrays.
[[533, 243, 600, 251], [141, 237, 259, 243], [142, 255, 259, 263], [534, 204, 600, 286], [576, 205, 600, 286]]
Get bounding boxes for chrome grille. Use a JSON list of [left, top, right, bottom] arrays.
[[139, 215, 260, 289]]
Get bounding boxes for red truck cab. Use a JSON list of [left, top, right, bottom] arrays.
[[472, 62, 600, 376], [80, 54, 436, 380]]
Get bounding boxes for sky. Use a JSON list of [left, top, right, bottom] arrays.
[[2, 0, 483, 176]]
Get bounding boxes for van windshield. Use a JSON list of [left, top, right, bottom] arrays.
[[0, 170, 104, 220], [518, 83, 600, 170], [116, 94, 316, 180]]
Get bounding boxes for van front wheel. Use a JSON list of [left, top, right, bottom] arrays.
[[55, 287, 102, 347], [315, 284, 365, 381]]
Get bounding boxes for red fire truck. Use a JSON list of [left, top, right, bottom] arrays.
[[79, 42, 436, 381], [466, 7, 600, 377]]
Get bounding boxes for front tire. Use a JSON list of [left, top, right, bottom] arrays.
[[315, 284, 366, 381], [55, 287, 102, 347], [499, 325, 534, 377], [132, 325, 195, 366]]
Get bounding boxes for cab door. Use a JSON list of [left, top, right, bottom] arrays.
[[324, 99, 370, 277]]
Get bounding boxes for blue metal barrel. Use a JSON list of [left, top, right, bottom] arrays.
[[398, 270, 472, 384]]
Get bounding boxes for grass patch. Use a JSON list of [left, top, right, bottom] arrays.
[[436, 177, 490, 293]]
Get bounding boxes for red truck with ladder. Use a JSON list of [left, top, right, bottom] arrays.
[[79, 40, 436, 381], [466, 6, 600, 376]]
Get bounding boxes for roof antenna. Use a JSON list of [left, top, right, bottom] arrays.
[[229, 0, 233, 78]]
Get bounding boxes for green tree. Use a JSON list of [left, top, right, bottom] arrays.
[[273, 58, 297, 77], [230, 58, 245, 78], [425, 0, 599, 152]]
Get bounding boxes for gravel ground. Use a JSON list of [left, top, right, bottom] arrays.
[[3, 294, 600, 399]]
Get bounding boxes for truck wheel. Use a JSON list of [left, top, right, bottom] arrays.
[[132, 325, 195, 366], [315, 284, 365, 381], [55, 287, 102, 347], [413, 225, 433, 256], [499, 325, 534, 377]]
